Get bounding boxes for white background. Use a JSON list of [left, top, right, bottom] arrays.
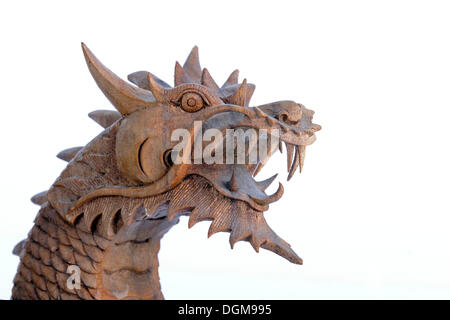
[[0, 0, 449, 299]]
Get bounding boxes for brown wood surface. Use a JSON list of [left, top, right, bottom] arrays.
[[11, 44, 320, 300]]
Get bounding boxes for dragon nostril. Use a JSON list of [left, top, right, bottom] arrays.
[[280, 114, 289, 123], [278, 109, 302, 126], [163, 149, 174, 168]]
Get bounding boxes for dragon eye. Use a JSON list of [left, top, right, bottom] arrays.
[[180, 92, 205, 112]]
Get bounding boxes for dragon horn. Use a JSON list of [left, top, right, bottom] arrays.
[[81, 43, 156, 115]]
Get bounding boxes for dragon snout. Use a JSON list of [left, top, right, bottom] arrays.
[[258, 100, 303, 125]]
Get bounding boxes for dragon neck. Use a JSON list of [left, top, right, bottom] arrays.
[[97, 212, 178, 300], [12, 202, 178, 300]]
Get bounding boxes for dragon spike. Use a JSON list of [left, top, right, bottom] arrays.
[[127, 71, 171, 90], [256, 174, 278, 192], [201, 68, 220, 91], [88, 110, 121, 128], [222, 69, 239, 88], [188, 206, 211, 229], [81, 43, 156, 115], [57, 147, 83, 162], [227, 79, 247, 106], [183, 46, 202, 82], [261, 239, 303, 265], [228, 169, 239, 192], [175, 61, 193, 86], [147, 72, 167, 102], [12, 239, 26, 257], [226, 79, 256, 107], [31, 191, 48, 206]]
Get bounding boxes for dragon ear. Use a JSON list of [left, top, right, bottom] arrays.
[[81, 43, 156, 115]]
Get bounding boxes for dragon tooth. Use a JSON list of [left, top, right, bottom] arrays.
[[287, 146, 300, 181], [285, 143, 294, 173], [298, 145, 306, 173], [253, 139, 274, 177]]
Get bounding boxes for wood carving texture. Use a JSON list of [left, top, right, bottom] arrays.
[[11, 44, 320, 299]]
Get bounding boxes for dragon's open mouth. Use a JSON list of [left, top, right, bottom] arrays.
[[187, 102, 321, 212]]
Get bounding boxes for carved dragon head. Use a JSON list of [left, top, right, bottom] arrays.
[[46, 44, 320, 265]]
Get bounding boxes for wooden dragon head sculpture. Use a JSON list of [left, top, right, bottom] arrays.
[[12, 44, 320, 299]]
